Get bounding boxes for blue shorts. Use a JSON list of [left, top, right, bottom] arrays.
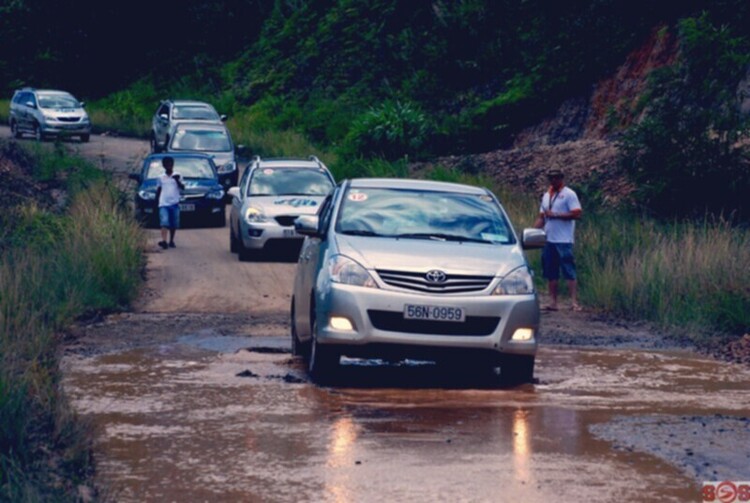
[[159, 204, 180, 229], [542, 243, 577, 281]]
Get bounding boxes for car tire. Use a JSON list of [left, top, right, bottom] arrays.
[[10, 120, 22, 139], [237, 235, 255, 262], [230, 225, 239, 253], [290, 298, 310, 358], [501, 355, 535, 384], [308, 318, 339, 383], [33, 123, 44, 142], [80, 134, 90, 143], [214, 210, 226, 228]]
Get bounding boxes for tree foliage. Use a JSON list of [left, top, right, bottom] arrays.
[[619, 12, 750, 218]]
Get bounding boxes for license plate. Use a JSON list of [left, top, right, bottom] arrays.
[[179, 203, 195, 212], [283, 228, 298, 237], [404, 304, 465, 322]]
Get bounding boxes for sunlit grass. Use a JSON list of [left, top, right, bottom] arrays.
[[0, 144, 144, 500]]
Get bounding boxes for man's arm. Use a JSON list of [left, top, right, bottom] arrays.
[[545, 208, 582, 221], [533, 213, 545, 228]]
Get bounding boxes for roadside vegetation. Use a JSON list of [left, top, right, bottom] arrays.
[[0, 141, 144, 501]]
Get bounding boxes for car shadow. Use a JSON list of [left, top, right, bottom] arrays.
[[298, 358, 537, 390]]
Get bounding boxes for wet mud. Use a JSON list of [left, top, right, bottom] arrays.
[[63, 324, 750, 503]]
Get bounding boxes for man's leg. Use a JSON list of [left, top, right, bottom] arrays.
[[158, 207, 169, 249], [168, 206, 179, 246], [548, 279, 559, 309]]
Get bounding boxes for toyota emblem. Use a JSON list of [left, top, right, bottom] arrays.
[[425, 270, 447, 283]]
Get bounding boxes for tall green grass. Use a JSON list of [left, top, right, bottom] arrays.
[[0, 99, 9, 124], [1, 181, 144, 500]]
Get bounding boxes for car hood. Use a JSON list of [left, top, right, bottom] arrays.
[[334, 234, 527, 277], [139, 178, 221, 194], [204, 152, 234, 166], [44, 107, 88, 119], [246, 195, 325, 216]]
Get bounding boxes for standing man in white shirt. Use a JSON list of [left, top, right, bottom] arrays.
[[533, 168, 583, 312], [155, 156, 185, 249]]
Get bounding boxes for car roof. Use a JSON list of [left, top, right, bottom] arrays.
[[172, 121, 228, 131], [143, 152, 214, 162], [167, 100, 215, 108], [347, 178, 489, 195], [255, 159, 326, 170], [33, 89, 75, 96]]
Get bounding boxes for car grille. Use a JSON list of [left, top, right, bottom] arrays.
[[376, 269, 493, 294], [57, 117, 80, 122], [368, 310, 500, 336], [275, 215, 297, 227]]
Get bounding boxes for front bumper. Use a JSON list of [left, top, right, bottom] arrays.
[[239, 220, 302, 250], [137, 199, 224, 222], [315, 283, 539, 360], [40, 122, 91, 136]]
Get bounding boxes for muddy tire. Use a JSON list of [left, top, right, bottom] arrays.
[[230, 225, 239, 253], [238, 236, 257, 262], [150, 134, 161, 153], [308, 318, 339, 383], [10, 121, 21, 139], [290, 298, 310, 358], [501, 355, 535, 384], [213, 210, 226, 228], [33, 123, 44, 142]]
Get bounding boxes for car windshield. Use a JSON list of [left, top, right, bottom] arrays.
[[170, 129, 231, 152], [38, 94, 79, 109], [336, 187, 515, 244], [248, 168, 334, 196], [145, 157, 216, 180], [172, 105, 219, 120]]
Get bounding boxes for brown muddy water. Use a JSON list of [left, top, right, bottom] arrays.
[[62, 334, 750, 503]]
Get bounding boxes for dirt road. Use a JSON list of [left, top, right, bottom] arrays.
[[17, 130, 747, 502]]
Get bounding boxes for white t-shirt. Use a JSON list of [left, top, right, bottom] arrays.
[[539, 186, 581, 244], [157, 174, 182, 207]]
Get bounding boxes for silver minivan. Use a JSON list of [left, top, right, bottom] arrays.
[[291, 178, 546, 383], [9, 88, 91, 142]]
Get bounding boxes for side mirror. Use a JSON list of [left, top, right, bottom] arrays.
[[295, 215, 320, 237], [522, 228, 546, 249], [220, 114, 227, 122], [25, 101, 36, 109], [227, 187, 240, 199], [128, 173, 141, 182], [79, 101, 86, 108], [159, 113, 168, 121]]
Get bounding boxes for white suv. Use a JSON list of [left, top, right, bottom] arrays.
[[9, 88, 91, 142]]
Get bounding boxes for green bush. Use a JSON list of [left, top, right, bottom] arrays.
[[342, 100, 432, 160]]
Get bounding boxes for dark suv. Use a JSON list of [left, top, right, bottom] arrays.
[[150, 100, 227, 153], [9, 88, 91, 142]]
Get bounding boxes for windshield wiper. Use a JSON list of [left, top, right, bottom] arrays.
[[340, 229, 384, 237], [393, 232, 491, 244]]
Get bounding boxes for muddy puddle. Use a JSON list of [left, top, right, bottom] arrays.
[[63, 336, 750, 502]]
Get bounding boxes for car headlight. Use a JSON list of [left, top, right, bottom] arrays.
[[206, 189, 225, 200], [329, 255, 378, 288], [81, 115, 90, 123], [42, 113, 55, 121], [138, 190, 157, 201], [244, 206, 267, 223], [493, 267, 534, 295], [217, 162, 236, 174]]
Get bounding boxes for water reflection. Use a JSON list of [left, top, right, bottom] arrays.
[[324, 416, 358, 503], [513, 408, 532, 483]]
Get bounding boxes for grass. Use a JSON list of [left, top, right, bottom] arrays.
[[0, 145, 145, 500], [0, 99, 8, 124]]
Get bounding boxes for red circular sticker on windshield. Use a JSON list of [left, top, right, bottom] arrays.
[[348, 193, 368, 202]]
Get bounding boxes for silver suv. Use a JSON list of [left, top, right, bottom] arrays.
[[228, 156, 335, 261], [151, 100, 227, 152], [9, 88, 91, 142]]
